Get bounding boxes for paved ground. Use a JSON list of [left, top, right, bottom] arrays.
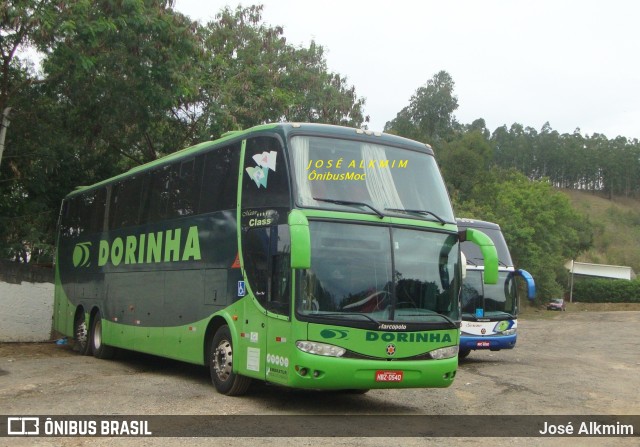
[[1, 311, 638, 446]]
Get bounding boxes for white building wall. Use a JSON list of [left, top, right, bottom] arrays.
[[0, 280, 54, 342]]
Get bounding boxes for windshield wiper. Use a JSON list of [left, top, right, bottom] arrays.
[[312, 312, 381, 325], [472, 257, 508, 267], [394, 309, 457, 327], [384, 208, 446, 225], [313, 197, 384, 219]]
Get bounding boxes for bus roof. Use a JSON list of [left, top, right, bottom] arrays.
[[456, 218, 502, 231], [66, 123, 433, 198]]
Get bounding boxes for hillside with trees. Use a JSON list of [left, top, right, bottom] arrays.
[[384, 71, 639, 300], [1, 2, 638, 301]]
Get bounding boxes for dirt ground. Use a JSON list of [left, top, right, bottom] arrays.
[[1, 307, 639, 446]]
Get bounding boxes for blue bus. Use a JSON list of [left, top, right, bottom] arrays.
[[456, 218, 535, 358]]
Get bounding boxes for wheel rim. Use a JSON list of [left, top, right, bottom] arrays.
[[93, 319, 102, 350], [76, 320, 88, 349], [212, 339, 233, 382]]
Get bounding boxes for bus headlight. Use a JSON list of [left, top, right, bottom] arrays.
[[428, 345, 458, 360], [502, 328, 517, 336], [296, 341, 346, 357]]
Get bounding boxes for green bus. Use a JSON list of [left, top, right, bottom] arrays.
[[53, 123, 498, 395]]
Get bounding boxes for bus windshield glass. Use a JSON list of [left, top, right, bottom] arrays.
[[297, 221, 460, 325], [461, 270, 517, 318], [290, 136, 454, 223]]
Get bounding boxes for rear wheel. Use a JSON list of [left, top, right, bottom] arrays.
[[73, 312, 91, 355], [90, 311, 115, 359], [209, 325, 251, 395]]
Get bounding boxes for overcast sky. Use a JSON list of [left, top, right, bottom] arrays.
[[174, 0, 640, 139]]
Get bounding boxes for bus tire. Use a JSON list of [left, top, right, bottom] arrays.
[[458, 349, 471, 359], [73, 311, 91, 356], [90, 311, 115, 360], [209, 325, 251, 396]]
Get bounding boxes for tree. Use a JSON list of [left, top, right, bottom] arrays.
[[384, 70, 458, 143], [456, 168, 592, 300], [194, 5, 366, 140], [0, 2, 369, 262], [438, 130, 493, 201]]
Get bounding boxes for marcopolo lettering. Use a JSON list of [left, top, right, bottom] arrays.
[[97, 226, 201, 267], [365, 331, 452, 343]]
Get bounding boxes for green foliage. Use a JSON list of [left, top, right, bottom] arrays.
[[490, 123, 640, 198], [452, 168, 592, 300], [563, 190, 640, 273], [384, 70, 458, 143], [0, 2, 366, 262], [196, 5, 365, 139], [572, 278, 640, 303]]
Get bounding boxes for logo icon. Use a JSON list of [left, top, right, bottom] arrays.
[[72, 242, 92, 267], [245, 151, 277, 188], [320, 329, 349, 340], [7, 417, 40, 435], [386, 343, 396, 356], [494, 320, 512, 332]]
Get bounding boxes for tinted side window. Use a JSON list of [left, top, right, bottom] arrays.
[[60, 198, 78, 237], [242, 224, 291, 316], [144, 166, 171, 224], [167, 158, 203, 218], [200, 143, 241, 213], [110, 176, 144, 229], [84, 188, 107, 233], [60, 189, 106, 237], [242, 136, 289, 209]]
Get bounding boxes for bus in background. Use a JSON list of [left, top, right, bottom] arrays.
[[456, 218, 535, 359], [53, 123, 499, 395]]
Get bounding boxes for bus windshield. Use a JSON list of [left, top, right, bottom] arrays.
[[290, 136, 454, 223], [297, 221, 460, 326], [461, 270, 517, 319], [460, 227, 513, 267]]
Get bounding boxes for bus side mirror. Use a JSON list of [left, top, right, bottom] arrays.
[[288, 210, 311, 269], [516, 269, 536, 300], [460, 228, 498, 284]]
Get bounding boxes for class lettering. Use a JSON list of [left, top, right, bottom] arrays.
[[249, 217, 273, 227]]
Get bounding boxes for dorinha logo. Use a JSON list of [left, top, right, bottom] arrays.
[[246, 151, 277, 188], [72, 242, 92, 267], [366, 332, 452, 343], [73, 226, 201, 268]]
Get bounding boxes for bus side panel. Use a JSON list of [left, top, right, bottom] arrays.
[[53, 263, 74, 337], [265, 313, 294, 385], [234, 295, 267, 380]]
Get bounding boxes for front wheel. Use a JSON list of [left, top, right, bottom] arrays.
[[458, 349, 471, 359], [90, 311, 115, 359], [209, 325, 251, 396]]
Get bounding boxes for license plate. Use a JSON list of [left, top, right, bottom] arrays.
[[477, 341, 490, 347], [375, 370, 404, 382]]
